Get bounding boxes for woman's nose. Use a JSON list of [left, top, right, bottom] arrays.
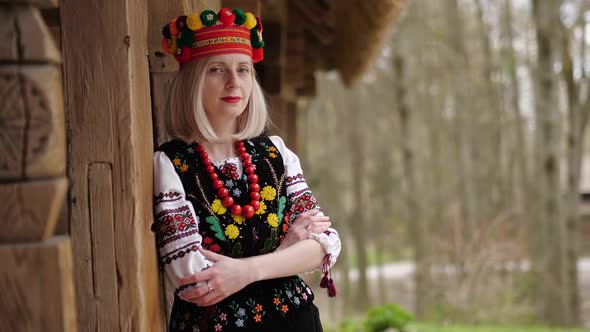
[[226, 72, 240, 88]]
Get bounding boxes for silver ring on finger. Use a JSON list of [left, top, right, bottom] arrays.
[[206, 280, 213, 293]]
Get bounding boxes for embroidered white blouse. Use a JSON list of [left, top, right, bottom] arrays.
[[153, 136, 341, 289]]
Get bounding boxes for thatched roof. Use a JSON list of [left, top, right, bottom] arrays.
[[332, 0, 405, 85], [270, 0, 405, 95]]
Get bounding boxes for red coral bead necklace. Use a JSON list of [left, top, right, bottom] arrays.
[[197, 140, 261, 219]]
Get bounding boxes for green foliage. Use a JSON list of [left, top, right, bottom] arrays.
[[410, 322, 588, 332], [325, 318, 365, 332], [324, 304, 413, 332], [365, 303, 415, 332]]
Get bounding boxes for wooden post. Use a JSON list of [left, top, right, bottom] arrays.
[[60, 0, 165, 330], [0, 1, 76, 331]]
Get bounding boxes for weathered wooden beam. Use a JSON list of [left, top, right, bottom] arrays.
[[0, 0, 58, 8], [0, 236, 76, 332], [60, 0, 165, 329]]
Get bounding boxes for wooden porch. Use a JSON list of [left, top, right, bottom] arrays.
[[0, 0, 403, 330]]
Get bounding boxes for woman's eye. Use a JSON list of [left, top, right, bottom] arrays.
[[210, 67, 223, 73], [238, 67, 250, 73]]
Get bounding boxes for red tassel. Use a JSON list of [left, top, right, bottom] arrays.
[[327, 279, 337, 297], [320, 274, 329, 288]]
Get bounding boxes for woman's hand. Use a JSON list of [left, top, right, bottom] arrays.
[[177, 249, 254, 306], [277, 209, 331, 251]]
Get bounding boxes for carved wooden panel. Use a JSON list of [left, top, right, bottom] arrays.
[[0, 67, 25, 178], [15, 5, 61, 63], [0, 2, 76, 332], [0, 65, 65, 179], [0, 236, 76, 332]]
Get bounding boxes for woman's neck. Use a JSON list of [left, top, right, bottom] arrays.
[[199, 119, 240, 162], [200, 141, 237, 163]]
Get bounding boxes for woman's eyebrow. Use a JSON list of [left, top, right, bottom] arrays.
[[208, 62, 251, 66]]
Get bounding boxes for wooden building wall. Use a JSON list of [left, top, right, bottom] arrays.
[[0, 0, 76, 331]]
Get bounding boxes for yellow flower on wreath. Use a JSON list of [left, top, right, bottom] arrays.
[[260, 186, 276, 201], [173, 158, 182, 166], [211, 199, 227, 215], [179, 164, 189, 172], [255, 201, 267, 215], [232, 214, 245, 224], [267, 213, 279, 228], [225, 224, 239, 240]]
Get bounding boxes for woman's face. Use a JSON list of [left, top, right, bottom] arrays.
[[202, 53, 253, 124]]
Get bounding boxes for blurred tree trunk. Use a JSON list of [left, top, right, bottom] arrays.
[[474, 0, 506, 215], [446, 0, 477, 251], [531, 0, 568, 325], [349, 86, 369, 312], [558, 3, 589, 325], [501, 0, 529, 224], [393, 50, 428, 318]]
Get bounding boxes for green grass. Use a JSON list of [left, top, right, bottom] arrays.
[[410, 322, 589, 332]]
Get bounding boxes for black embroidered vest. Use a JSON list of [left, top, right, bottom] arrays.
[[156, 136, 315, 331]]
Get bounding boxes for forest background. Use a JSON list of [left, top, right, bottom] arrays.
[[296, 0, 590, 329]]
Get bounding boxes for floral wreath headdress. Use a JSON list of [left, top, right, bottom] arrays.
[[162, 8, 265, 65]]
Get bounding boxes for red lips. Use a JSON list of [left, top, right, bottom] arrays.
[[221, 96, 241, 103]]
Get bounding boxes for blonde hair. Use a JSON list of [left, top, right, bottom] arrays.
[[166, 58, 268, 144]]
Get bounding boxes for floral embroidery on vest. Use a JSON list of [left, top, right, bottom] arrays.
[[157, 137, 315, 331]]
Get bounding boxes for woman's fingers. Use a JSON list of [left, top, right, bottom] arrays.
[[179, 281, 210, 300], [177, 268, 212, 286], [302, 215, 330, 230], [293, 209, 320, 223], [307, 221, 331, 233], [199, 247, 228, 262]]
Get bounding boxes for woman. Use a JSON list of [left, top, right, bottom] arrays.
[[153, 8, 341, 331]]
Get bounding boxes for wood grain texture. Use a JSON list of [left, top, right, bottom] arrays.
[[150, 71, 173, 147], [60, 0, 165, 329], [1, 0, 59, 8], [88, 163, 119, 331], [0, 236, 77, 332], [0, 177, 67, 242]]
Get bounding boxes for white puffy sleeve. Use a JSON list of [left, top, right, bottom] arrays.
[[269, 136, 342, 270], [153, 151, 213, 292]]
